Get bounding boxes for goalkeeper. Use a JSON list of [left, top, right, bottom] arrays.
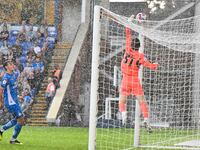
[[119, 15, 158, 132]]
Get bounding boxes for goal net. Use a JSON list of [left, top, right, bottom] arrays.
[[89, 6, 200, 150]]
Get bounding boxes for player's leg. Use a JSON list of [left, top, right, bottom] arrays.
[[132, 79, 149, 120], [10, 106, 25, 144], [10, 116, 26, 144], [119, 94, 128, 125], [0, 119, 17, 141], [133, 80, 152, 133], [135, 95, 149, 120], [119, 94, 127, 112], [0, 106, 18, 141], [119, 76, 131, 125], [135, 95, 152, 133]]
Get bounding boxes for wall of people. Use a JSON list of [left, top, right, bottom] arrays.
[[0, 21, 58, 118]]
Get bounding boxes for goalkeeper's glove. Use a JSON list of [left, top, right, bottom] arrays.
[[128, 15, 135, 22]]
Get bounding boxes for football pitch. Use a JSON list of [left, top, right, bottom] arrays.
[[0, 126, 88, 150], [0, 126, 199, 150]]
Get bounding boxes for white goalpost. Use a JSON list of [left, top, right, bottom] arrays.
[[89, 5, 200, 150]]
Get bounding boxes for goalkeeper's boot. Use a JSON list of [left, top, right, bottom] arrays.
[[144, 121, 153, 133], [10, 139, 23, 145], [0, 130, 3, 141]]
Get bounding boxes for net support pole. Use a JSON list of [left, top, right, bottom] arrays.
[[134, 100, 141, 147], [88, 5, 101, 150], [134, 33, 144, 147], [193, 1, 200, 128]]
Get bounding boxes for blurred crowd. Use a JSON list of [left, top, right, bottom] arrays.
[[0, 20, 58, 114]]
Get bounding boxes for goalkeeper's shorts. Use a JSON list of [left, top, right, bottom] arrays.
[[120, 75, 144, 96]]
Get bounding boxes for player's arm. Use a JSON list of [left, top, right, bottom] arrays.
[[125, 27, 132, 53], [140, 55, 158, 70], [125, 15, 135, 54], [0, 87, 3, 109], [30, 99, 34, 106], [0, 77, 8, 109]]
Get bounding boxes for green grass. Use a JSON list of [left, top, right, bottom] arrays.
[[0, 126, 88, 150], [1, 126, 200, 150], [96, 128, 200, 150]]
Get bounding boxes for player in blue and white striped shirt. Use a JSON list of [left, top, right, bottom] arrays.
[[0, 60, 25, 144]]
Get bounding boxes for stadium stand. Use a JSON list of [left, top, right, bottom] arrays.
[[28, 44, 71, 126], [0, 22, 59, 126]]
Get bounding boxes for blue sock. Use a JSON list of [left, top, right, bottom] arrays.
[[12, 123, 22, 139], [1, 119, 17, 131]]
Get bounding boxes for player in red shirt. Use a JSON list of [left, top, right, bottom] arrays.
[[119, 18, 158, 132]]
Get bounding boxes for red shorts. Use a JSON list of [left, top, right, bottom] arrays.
[[120, 75, 144, 96]]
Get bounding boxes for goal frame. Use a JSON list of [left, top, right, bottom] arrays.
[[88, 5, 101, 150], [89, 5, 200, 150], [88, 5, 141, 150]]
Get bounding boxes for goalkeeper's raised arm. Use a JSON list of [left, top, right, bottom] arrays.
[[140, 55, 158, 70], [118, 15, 158, 133]]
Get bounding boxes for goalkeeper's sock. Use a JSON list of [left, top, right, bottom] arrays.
[[139, 101, 149, 118], [143, 118, 149, 123], [121, 111, 127, 126], [119, 102, 126, 112], [119, 102, 127, 125]]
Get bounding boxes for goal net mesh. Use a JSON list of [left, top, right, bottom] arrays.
[[93, 7, 200, 150]]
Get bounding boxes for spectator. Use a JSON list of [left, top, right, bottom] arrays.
[[13, 63, 21, 80], [0, 65, 4, 80], [33, 42, 41, 55], [45, 77, 56, 108], [39, 20, 48, 38], [26, 25, 35, 42], [2, 49, 13, 62], [0, 23, 9, 47], [20, 89, 33, 113], [34, 28, 42, 40], [34, 69, 42, 91], [33, 56, 44, 75], [27, 72, 37, 97], [22, 78, 31, 94], [23, 58, 34, 75], [15, 58, 24, 72], [19, 54, 27, 68], [17, 30, 26, 42], [11, 45, 22, 60], [27, 50, 35, 61], [21, 20, 27, 33], [51, 64, 62, 89]]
